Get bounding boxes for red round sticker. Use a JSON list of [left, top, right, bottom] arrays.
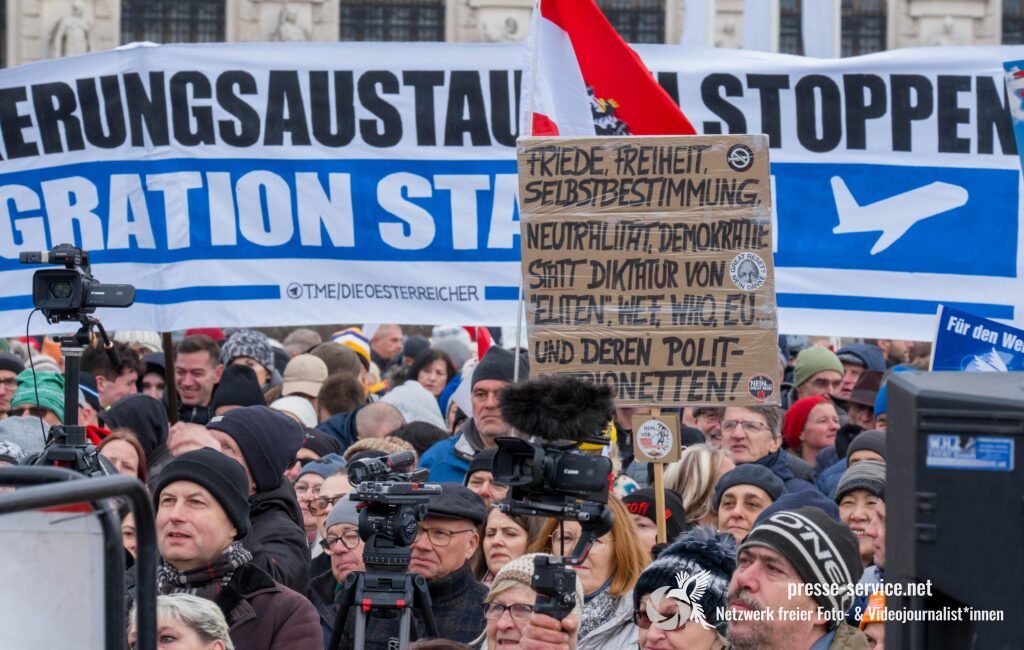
[[747, 374, 775, 401]]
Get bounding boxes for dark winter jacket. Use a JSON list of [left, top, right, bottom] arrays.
[[214, 562, 321, 650], [754, 448, 817, 493], [340, 563, 488, 649], [310, 569, 338, 650], [818, 458, 847, 498], [245, 481, 311, 595], [813, 446, 841, 479], [125, 561, 320, 650], [316, 410, 357, 454]]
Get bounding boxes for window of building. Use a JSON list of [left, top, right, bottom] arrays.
[[1005, 0, 1024, 44], [779, 0, 803, 55], [598, 0, 666, 44], [121, 0, 225, 45], [841, 0, 886, 56], [339, 0, 445, 42]]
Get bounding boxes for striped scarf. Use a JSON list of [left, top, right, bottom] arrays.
[[157, 541, 253, 599]]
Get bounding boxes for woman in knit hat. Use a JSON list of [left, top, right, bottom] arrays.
[[632, 526, 737, 650], [713, 464, 784, 542], [835, 460, 886, 566], [782, 395, 840, 466], [476, 552, 584, 650]]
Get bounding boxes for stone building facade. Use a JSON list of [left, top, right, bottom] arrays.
[[0, 0, 1020, 68]]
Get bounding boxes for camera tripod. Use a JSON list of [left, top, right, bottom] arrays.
[[31, 315, 120, 476], [329, 567, 438, 650]]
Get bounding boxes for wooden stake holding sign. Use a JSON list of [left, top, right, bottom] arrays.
[[632, 411, 680, 544]]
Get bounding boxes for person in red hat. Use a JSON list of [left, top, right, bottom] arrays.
[[783, 395, 840, 467]]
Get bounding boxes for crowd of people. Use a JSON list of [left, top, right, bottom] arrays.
[[0, 325, 906, 650]]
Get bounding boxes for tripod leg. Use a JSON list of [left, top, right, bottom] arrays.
[[411, 574, 439, 639], [328, 573, 358, 650], [399, 608, 412, 648], [354, 608, 367, 650]]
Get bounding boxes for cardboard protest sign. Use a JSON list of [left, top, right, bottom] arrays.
[[517, 135, 778, 406], [632, 413, 681, 463], [932, 305, 1024, 371]]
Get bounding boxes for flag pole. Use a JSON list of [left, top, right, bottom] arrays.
[[525, 0, 541, 137], [514, 0, 540, 383]]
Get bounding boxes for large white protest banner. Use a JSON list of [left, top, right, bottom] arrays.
[[0, 42, 1020, 337]]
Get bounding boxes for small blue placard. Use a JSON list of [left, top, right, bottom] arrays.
[[926, 435, 1015, 472]]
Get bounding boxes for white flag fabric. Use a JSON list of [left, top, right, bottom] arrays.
[[680, 0, 713, 47], [803, 0, 841, 57], [519, 1, 595, 138]]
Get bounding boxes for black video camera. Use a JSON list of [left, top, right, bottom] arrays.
[[20, 244, 135, 324], [16, 245, 135, 477], [346, 451, 442, 571], [493, 376, 616, 620]]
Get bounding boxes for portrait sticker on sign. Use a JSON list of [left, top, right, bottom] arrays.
[[517, 135, 779, 406]]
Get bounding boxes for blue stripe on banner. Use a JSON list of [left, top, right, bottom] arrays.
[[778, 294, 1014, 320], [0, 285, 281, 312], [485, 286, 519, 301], [135, 285, 281, 305]]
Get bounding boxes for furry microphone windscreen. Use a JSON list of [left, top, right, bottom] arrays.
[[499, 376, 615, 441]]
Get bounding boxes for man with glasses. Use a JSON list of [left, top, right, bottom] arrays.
[[0, 353, 25, 420], [307, 469, 353, 580], [9, 369, 65, 426], [782, 347, 845, 409], [721, 405, 816, 493], [310, 494, 365, 645], [356, 483, 489, 649], [693, 407, 724, 448]]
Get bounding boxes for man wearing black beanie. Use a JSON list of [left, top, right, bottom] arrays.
[[0, 352, 25, 419], [209, 364, 266, 416], [726, 506, 868, 649], [206, 405, 310, 594], [152, 448, 321, 650], [419, 346, 529, 483]]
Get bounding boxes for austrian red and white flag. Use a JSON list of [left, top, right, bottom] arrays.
[[521, 0, 697, 137]]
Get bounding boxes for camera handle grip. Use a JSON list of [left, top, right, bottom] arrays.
[[534, 590, 575, 620], [93, 320, 121, 369], [532, 555, 577, 621]]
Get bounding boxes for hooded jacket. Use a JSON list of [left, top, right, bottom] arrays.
[[309, 570, 338, 650], [101, 394, 171, 478], [245, 481, 311, 596], [417, 418, 484, 484], [315, 409, 359, 454], [380, 380, 446, 430], [102, 394, 168, 454], [753, 448, 816, 493]]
